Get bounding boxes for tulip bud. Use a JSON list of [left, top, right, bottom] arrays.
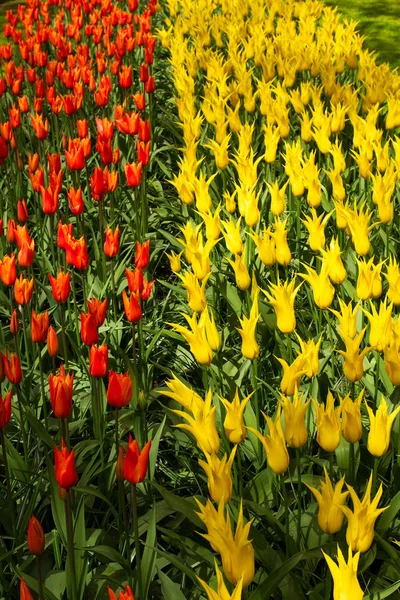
[[27, 515, 45, 555], [7, 219, 16, 244], [47, 325, 59, 357], [20, 579, 34, 600], [17, 199, 28, 223], [10, 308, 18, 334]]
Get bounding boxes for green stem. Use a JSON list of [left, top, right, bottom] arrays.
[[372, 456, 379, 495], [36, 556, 44, 600], [132, 324, 139, 407], [280, 474, 290, 557], [15, 385, 28, 464], [131, 483, 143, 599], [119, 480, 132, 585], [37, 345, 48, 431], [349, 442, 355, 486], [0, 428, 16, 537], [65, 489, 78, 600], [296, 448, 302, 548], [60, 303, 69, 368], [21, 305, 31, 369], [141, 167, 148, 239], [49, 213, 56, 269], [99, 201, 106, 282], [111, 258, 118, 324], [374, 351, 380, 404], [61, 417, 70, 449]]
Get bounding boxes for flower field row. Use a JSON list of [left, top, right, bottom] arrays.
[[1, 0, 400, 598]]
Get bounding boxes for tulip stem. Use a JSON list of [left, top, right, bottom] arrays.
[[21, 305, 31, 369], [374, 352, 380, 405], [132, 324, 139, 406], [296, 449, 302, 548], [15, 385, 29, 464], [372, 457, 379, 495], [65, 489, 78, 600], [49, 214, 56, 269], [280, 474, 290, 557], [349, 442, 355, 486], [60, 303, 69, 368], [37, 345, 48, 431], [36, 556, 44, 600], [0, 428, 16, 537], [110, 258, 118, 324], [141, 167, 148, 239], [115, 408, 119, 454], [131, 483, 143, 599], [61, 418, 70, 449], [237, 444, 243, 499]]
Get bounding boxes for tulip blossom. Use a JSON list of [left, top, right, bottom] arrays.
[[4, 352, 22, 385], [330, 299, 359, 339], [218, 388, 252, 444], [299, 263, 335, 309], [104, 226, 120, 258], [20, 579, 34, 600], [322, 545, 363, 600], [122, 290, 142, 322], [312, 390, 341, 453], [195, 499, 254, 588], [0, 253, 17, 286], [307, 467, 348, 534], [301, 208, 331, 252], [89, 345, 109, 378], [237, 291, 260, 360], [248, 408, 290, 474], [14, 275, 34, 305], [108, 584, 135, 600], [338, 328, 371, 383], [87, 298, 108, 327], [123, 435, 152, 484], [31, 310, 49, 343], [177, 271, 208, 313], [80, 312, 99, 346], [227, 252, 251, 291], [340, 389, 364, 444], [49, 365, 74, 419], [173, 389, 220, 454], [262, 277, 302, 334], [0, 390, 12, 428], [198, 562, 243, 600], [106, 371, 133, 408], [280, 388, 310, 448], [385, 255, 400, 305], [363, 299, 393, 352], [135, 240, 150, 269], [163, 373, 204, 414], [342, 474, 388, 552], [198, 448, 236, 504], [48, 270, 70, 303], [366, 395, 400, 457], [271, 217, 291, 266], [47, 326, 59, 357], [168, 312, 213, 365], [356, 257, 383, 300], [54, 441, 79, 490], [27, 515, 45, 555]]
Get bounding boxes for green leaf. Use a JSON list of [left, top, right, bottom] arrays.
[[142, 503, 157, 598], [376, 490, 400, 532], [364, 581, 400, 600], [149, 416, 166, 480], [151, 482, 203, 528], [157, 567, 187, 600]]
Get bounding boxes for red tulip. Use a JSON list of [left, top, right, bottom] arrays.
[[137, 140, 150, 165], [122, 290, 142, 322], [123, 435, 151, 484], [31, 310, 49, 343], [30, 113, 48, 140], [49, 365, 73, 418], [104, 226, 119, 258], [0, 390, 12, 427], [4, 352, 22, 384], [80, 312, 99, 346], [17, 199, 28, 222], [27, 515, 45, 555], [54, 440, 79, 489], [89, 345, 109, 378], [135, 240, 150, 268], [10, 309, 19, 335], [47, 326, 59, 357], [67, 186, 85, 215], [87, 298, 108, 327], [124, 162, 142, 187], [106, 371, 132, 408], [48, 270, 70, 303], [20, 579, 34, 600], [14, 275, 34, 305], [126, 267, 144, 294]]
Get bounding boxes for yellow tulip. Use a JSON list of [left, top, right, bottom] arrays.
[[236, 184, 260, 227], [320, 237, 346, 285], [276, 354, 307, 396], [163, 372, 204, 414], [384, 342, 400, 385], [330, 298, 359, 339], [198, 204, 221, 241], [326, 168, 346, 202], [177, 221, 202, 265], [322, 545, 363, 600], [177, 271, 209, 313], [199, 306, 220, 351], [338, 328, 371, 382], [168, 312, 213, 365], [366, 395, 400, 457], [299, 263, 335, 309], [193, 171, 216, 213], [271, 217, 291, 266], [173, 389, 220, 454], [195, 499, 255, 588], [342, 474, 388, 552], [385, 255, 400, 305], [280, 388, 310, 448], [237, 290, 260, 360], [249, 228, 276, 266], [218, 388, 253, 444], [346, 201, 379, 256], [204, 135, 231, 170], [198, 447, 237, 504], [221, 217, 243, 255], [191, 240, 217, 280], [266, 179, 288, 216], [227, 252, 251, 291], [363, 299, 393, 352], [356, 257, 383, 300], [223, 189, 237, 214], [301, 208, 332, 252], [340, 389, 364, 444], [307, 467, 348, 534], [165, 250, 183, 274], [312, 390, 341, 453], [198, 562, 243, 600], [247, 408, 290, 474], [262, 278, 302, 334]]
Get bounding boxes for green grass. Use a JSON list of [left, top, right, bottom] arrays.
[[324, 0, 400, 69]]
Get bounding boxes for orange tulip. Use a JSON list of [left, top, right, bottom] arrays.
[[104, 226, 120, 257], [54, 440, 79, 489], [0, 253, 17, 286], [31, 310, 49, 343], [27, 515, 45, 555], [122, 290, 142, 322], [89, 345, 109, 377], [123, 435, 151, 484], [48, 270, 70, 303], [14, 275, 34, 305]]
